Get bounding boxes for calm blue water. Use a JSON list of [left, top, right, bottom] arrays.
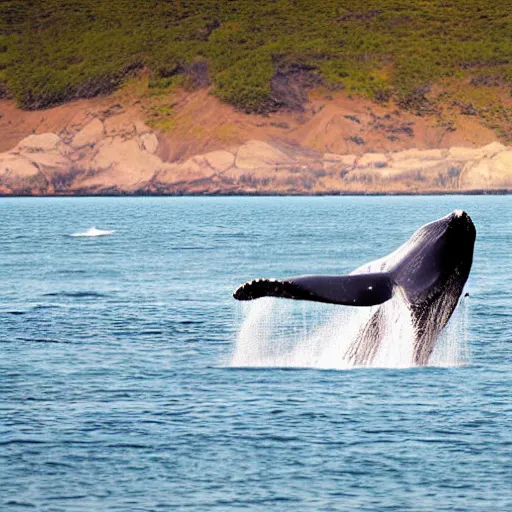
[[1, 196, 511, 511]]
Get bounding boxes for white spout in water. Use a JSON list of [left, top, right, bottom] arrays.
[[70, 227, 116, 237]]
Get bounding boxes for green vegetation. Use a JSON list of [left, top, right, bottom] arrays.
[[1, 0, 511, 113], [146, 103, 176, 132]]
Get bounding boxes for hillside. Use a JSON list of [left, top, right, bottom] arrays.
[[0, 1, 511, 195], [0, 1, 511, 130]]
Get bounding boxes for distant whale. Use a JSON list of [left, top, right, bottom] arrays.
[[70, 227, 116, 237], [234, 211, 476, 366]]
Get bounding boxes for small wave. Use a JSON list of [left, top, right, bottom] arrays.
[[43, 291, 107, 298], [70, 227, 116, 237], [105, 443, 148, 449], [19, 337, 68, 344], [4, 501, 36, 508], [178, 319, 206, 325], [0, 438, 46, 446], [32, 304, 62, 311], [169, 246, 208, 250], [46, 495, 88, 501]]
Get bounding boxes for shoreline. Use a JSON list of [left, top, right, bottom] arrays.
[[2, 190, 511, 198]]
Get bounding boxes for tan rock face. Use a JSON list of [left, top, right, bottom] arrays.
[[491, 151, 512, 187], [390, 148, 446, 162], [460, 159, 492, 189], [235, 140, 292, 169], [448, 147, 487, 161], [391, 159, 442, 170], [0, 154, 48, 194], [154, 153, 222, 186], [461, 150, 512, 189], [357, 153, 388, 167], [203, 150, 235, 172], [493, 150, 512, 171], [71, 119, 105, 148], [323, 153, 357, 171], [0, 132, 74, 194], [0, 125, 510, 194], [25, 151, 69, 170], [139, 133, 159, 154], [78, 137, 168, 191], [17, 133, 61, 152], [481, 141, 506, 156], [0, 154, 41, 178]]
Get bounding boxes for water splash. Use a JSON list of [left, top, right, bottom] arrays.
[[430, 296, 471, 367], [70, 227, 116, 237], [231, 295, 470, 369]]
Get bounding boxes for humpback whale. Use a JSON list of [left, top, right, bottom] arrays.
[[233, 210, 476, 366]]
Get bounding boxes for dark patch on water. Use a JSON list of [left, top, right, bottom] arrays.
[[32, 304, 63, 311], [168, 246, 216, 251], [55, 269, 89, 275], [18, 337, 69, 344], [42, 291, 108, 298], [0, 439, 47, 446]]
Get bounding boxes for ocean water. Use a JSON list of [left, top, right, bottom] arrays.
[[1, 196, 510, 511]]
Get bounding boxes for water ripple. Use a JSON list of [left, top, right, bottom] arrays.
[[0, 196, 511, 512]]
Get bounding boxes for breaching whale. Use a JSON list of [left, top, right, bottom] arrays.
[[233, 210, 476, 366]]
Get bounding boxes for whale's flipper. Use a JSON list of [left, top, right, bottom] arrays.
[[233, 272, 394, 306]]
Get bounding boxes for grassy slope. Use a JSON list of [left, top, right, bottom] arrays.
[[0, 0, 511, 132]]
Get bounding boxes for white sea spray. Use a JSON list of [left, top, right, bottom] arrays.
[[231, 294, 470, 369]]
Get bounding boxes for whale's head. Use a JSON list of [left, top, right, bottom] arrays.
[[395, 210, 476, 302], [444, 210, 476, 261], [401, 210, 476, 364], [448, 209, 475, 232], [411, 209, 475, 254], [425, 210, 476, 276]]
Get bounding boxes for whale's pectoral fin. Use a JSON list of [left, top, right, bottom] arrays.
[[233, 272, 394, 306]]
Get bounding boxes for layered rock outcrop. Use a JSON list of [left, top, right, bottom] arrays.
[[0, 117, 510, 195]]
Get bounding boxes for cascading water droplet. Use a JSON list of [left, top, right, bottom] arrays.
[[231, 293, 471, 369]]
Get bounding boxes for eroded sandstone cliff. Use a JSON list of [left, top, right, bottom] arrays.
[[0, 92, 510, 195]]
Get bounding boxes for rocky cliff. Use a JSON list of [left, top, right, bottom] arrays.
[[0, 93, 511, 195]]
